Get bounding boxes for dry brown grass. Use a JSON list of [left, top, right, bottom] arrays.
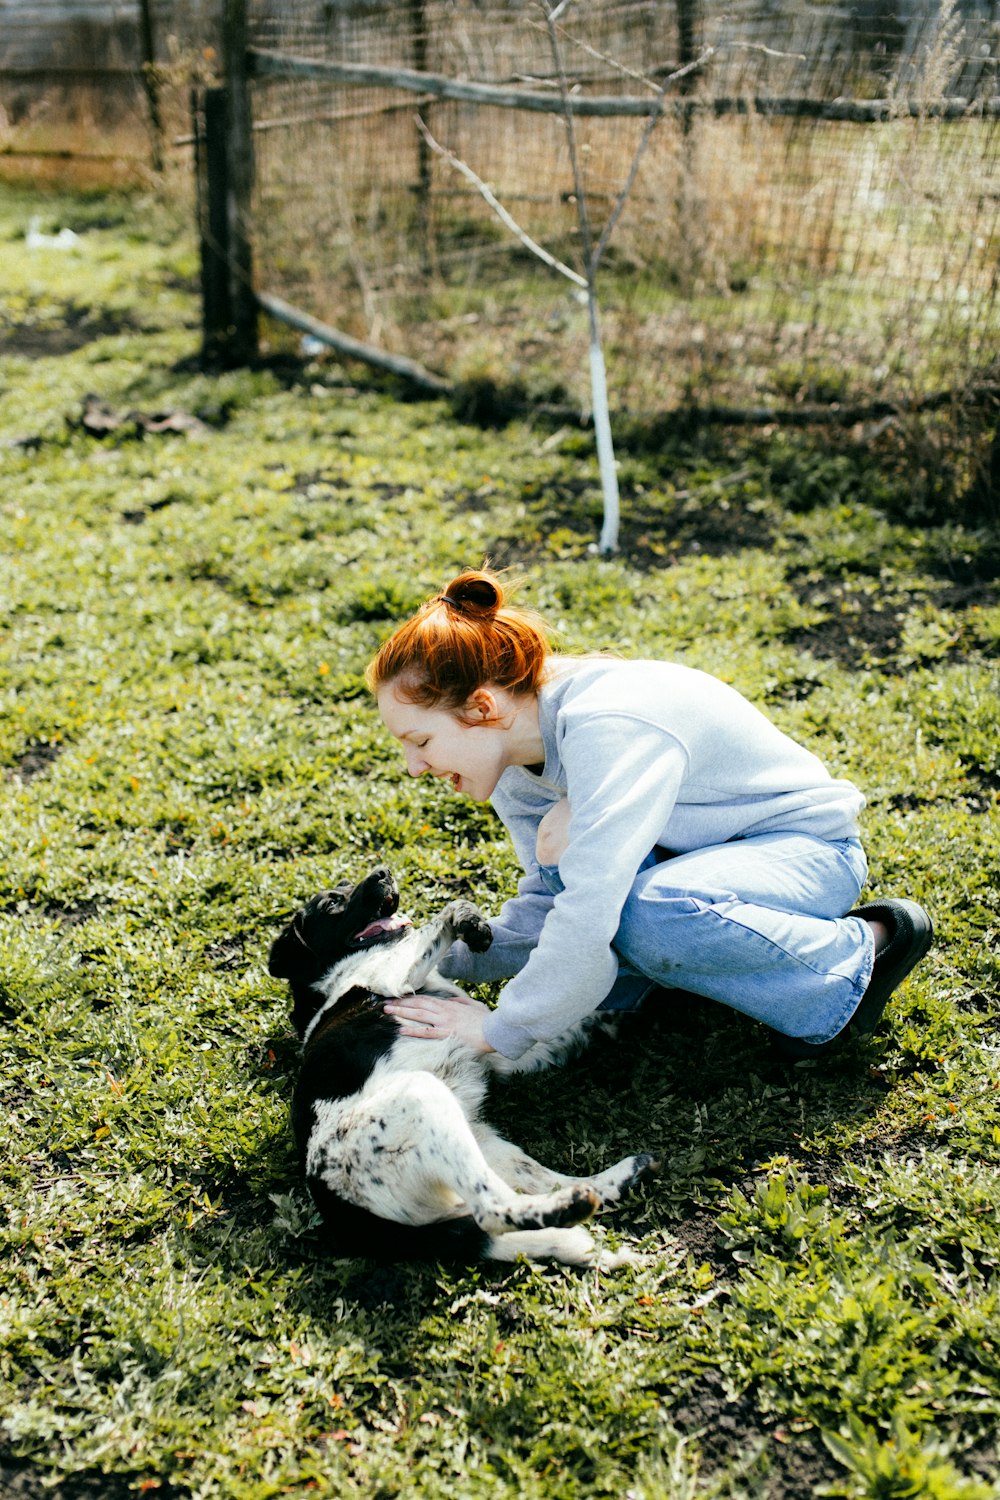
[[5, 0, 997, 505], [249, 84, 998, 423]]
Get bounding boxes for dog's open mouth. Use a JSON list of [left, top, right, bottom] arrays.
[[351, 913, 412, 947]]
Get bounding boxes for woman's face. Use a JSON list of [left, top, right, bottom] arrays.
[[376, 681, 512, 803]]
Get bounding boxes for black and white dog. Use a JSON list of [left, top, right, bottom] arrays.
[[268, 866, 657, 1266]]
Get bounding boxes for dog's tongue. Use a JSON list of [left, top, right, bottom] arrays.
[[353, 914, 412, 943]]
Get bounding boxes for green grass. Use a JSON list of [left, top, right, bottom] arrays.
[[1, 181, 999, 1499]]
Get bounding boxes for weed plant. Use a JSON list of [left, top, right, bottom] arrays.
[[1, 183, 998, 1498]]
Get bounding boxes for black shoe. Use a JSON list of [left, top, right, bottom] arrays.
[[771, 898, 934, 1061]]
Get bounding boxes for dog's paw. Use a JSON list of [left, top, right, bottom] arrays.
[[555, 1185, 602, 1226], [461, 914, 492, 953], [630, 1152, 661, 1185], [588, 1152, 661, 1207], [445, 901, 492, 953]]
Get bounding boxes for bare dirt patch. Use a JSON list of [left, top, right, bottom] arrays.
[[671, 1372, 845, 1498], [0, 304, 136, 358], [8, 742, 63, 782], [488, 480, 777, 570]]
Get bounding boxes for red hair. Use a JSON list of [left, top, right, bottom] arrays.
[[365, 568, 551, 711]]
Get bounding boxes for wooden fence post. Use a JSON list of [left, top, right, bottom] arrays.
[[195, 85, 232, 365], [677, 0, 699, 85], [408, 0, 433, 274], [677, 0, 700, 134], [195, 0, 258, 367]]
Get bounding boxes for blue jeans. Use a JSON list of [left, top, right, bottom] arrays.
[[539, 832, 874, 1045]]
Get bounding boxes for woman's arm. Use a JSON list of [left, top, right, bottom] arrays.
[[482, 717, 690, 1057], [437, 863, 554, 983], [437, 791, 561, 983]]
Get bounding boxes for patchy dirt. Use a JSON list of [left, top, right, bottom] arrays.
[[121, 494, 183, 524], [0, 1453, 182, 1500], [487, 479, 778, 570], [669, 1204, 734, 1280], [39, 897, 102, 927], [204, 932, 251, 972], [8, 741, 63, 782], [671, 1370, 845, 1496], [0, 304, 136, 359], [782, 592, 907, 666], [621, 497, 777, 568], [289, 468, 355, 499], [780, 564, 999, 671]]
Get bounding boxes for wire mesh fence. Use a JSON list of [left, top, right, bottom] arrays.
[[2, 1, 997, 510], [244, 0, 1000, 511]]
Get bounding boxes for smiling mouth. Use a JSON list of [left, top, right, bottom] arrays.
[[352, 913, 412, 946]]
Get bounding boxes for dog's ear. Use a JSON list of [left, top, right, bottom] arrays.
[[269, 924, 305, 981]]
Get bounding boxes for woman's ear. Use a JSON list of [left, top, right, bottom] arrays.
[[465, 686, 501, 723]]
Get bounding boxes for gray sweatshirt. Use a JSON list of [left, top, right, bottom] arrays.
[[439, 657, 865, 1059]]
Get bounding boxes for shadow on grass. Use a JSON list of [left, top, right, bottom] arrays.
[[484, 1001, 889, 1202], [224, 997, 890, 1291]]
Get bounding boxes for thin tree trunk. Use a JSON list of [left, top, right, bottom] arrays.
[[587, 293, 620, 555], [408, 0, 434, 274], [137, 0, 163, 173]]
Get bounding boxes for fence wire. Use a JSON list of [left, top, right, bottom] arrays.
[[246, 0, 999, 502], [2, 1, 997, 502]]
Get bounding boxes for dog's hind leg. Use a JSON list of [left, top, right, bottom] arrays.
[[474, 1125, 659, 1207], [485, 1224, 598, 1265], [318, 1072, 599, 1235], [583, 1152, 660, 1204], [473, 1125, 583, 1193], [485, 1226, 643, 1269]]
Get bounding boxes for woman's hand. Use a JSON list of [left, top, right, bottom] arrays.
[[383, 993, 495, 1053]]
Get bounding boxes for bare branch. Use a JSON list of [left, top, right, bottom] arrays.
[[525, 16, 664, 94], [256, 289, 450, 394], [249, 54, 992, 121], [543, 2, 595, 277], [729, 42, 808, 61], [414, 116, 587, 289], [593, 47, 716, 270]]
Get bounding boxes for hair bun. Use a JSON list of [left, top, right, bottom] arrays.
[[441, 570, 502, 615], [368, 564, 548, 705]]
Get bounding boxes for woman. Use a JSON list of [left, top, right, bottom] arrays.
[[366, 568, 932, 1061]]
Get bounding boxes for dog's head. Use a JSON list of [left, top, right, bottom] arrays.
[[269, 866, 412, 1037]]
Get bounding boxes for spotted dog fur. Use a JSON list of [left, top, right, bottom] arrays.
[[269, 866, 657, 1265]]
